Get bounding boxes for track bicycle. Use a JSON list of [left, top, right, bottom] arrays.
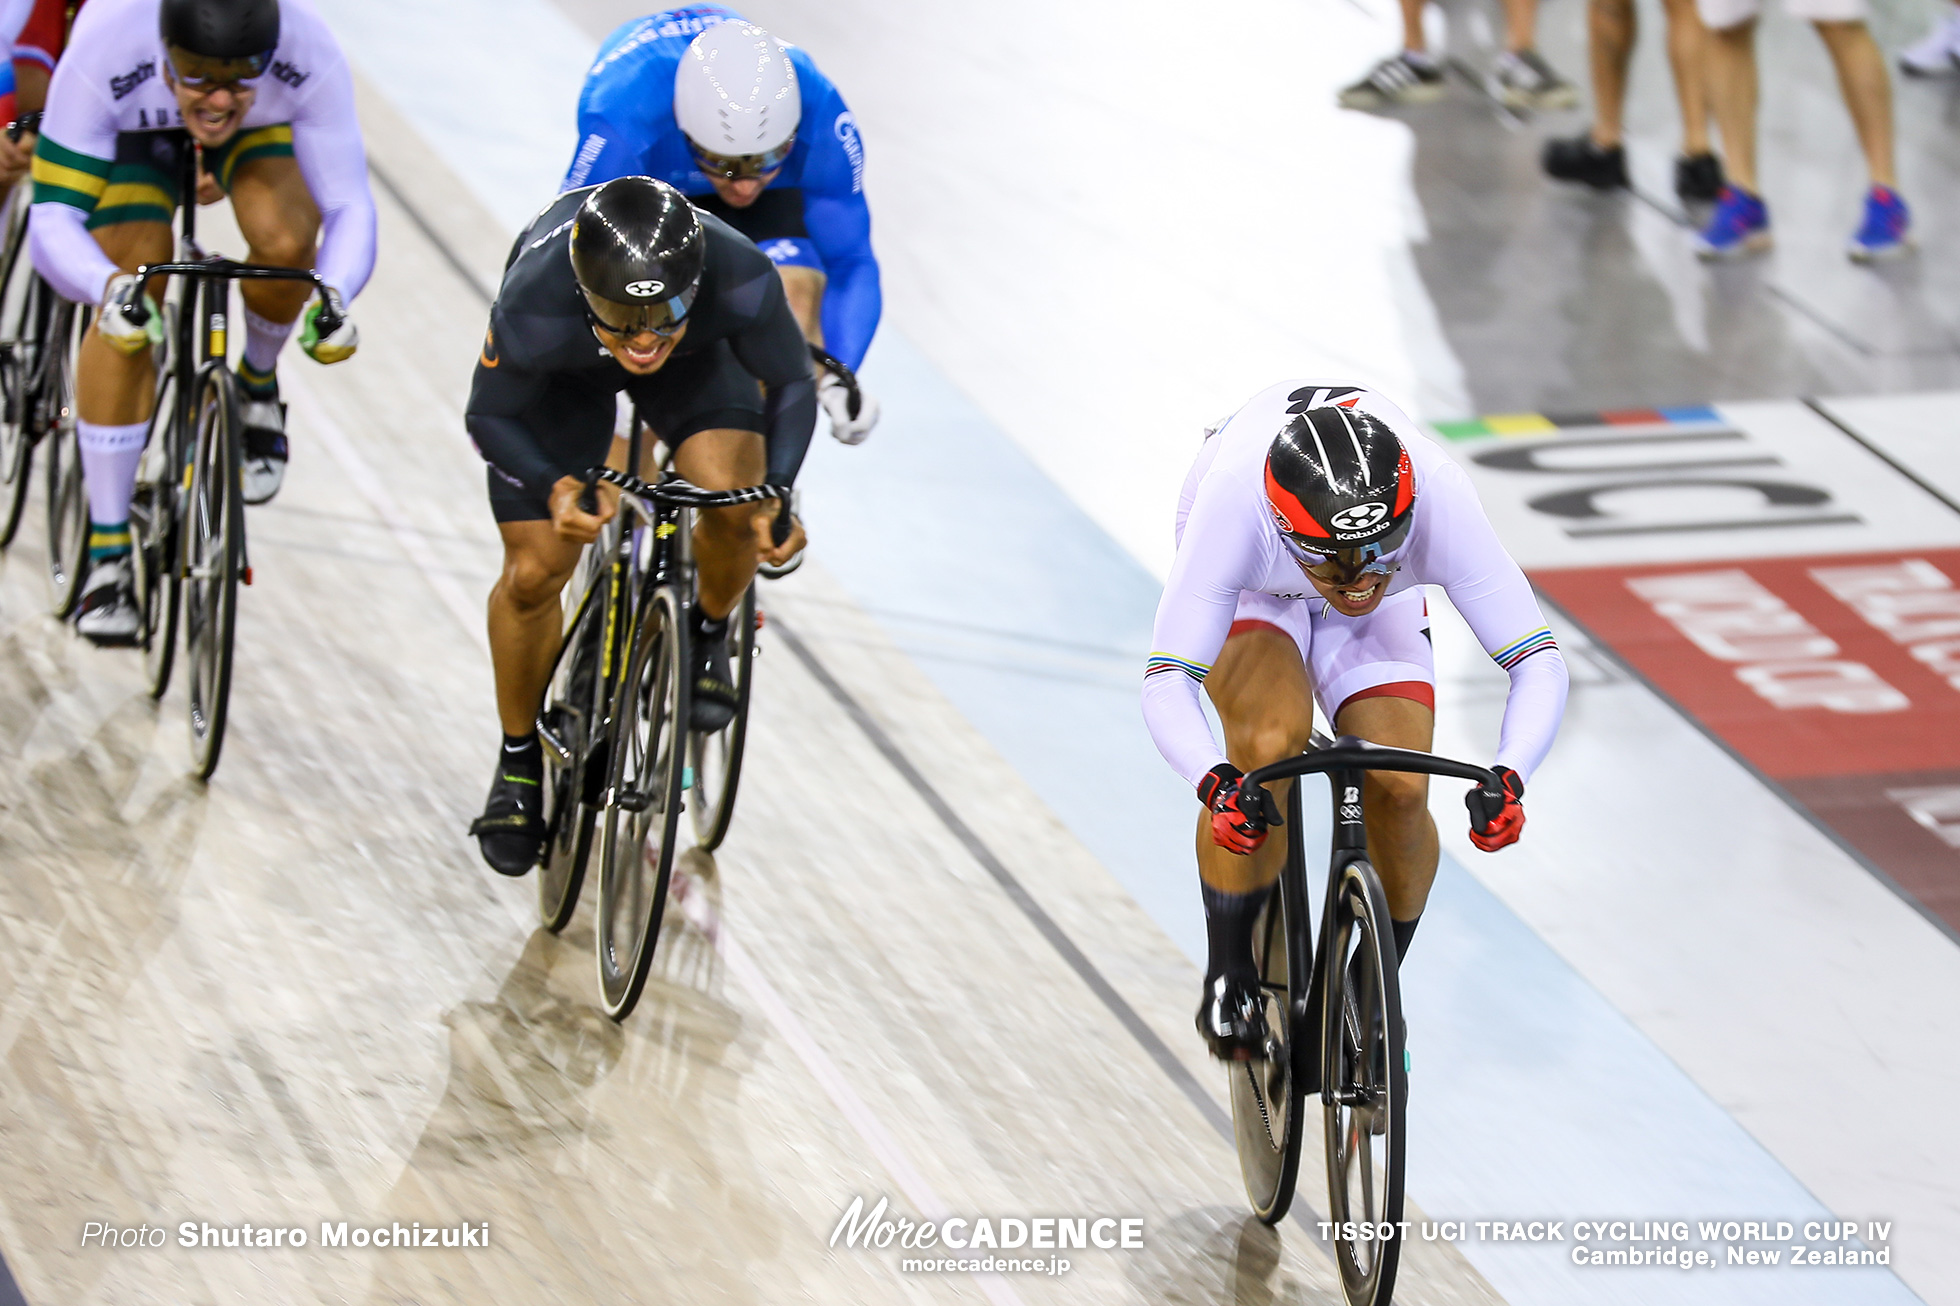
[[0, 111, 91, 614], [1228, 734, 1501, 1306], [529, 406, 787, 1020], [115, 137, 344, 779]]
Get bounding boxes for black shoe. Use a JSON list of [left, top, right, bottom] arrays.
[[1542, 133, 1627, 189], [1196, 974, 1271, 1062], [690, 621, 738, 733], [468, 748, 546, 876], [241, 401, 289, 506], [1674, 152, 1724, 204]]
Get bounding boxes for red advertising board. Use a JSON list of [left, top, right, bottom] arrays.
[[1536, 548, 1960, 931]]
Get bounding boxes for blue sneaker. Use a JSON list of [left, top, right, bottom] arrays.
[[1694, 185, 1771, 260], [1848, 185, 1912, 262]]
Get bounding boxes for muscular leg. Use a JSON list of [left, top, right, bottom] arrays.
[[670, 427, 768, 622], [1199, 625, 1316, 895], [488, 522, 585, 738], [1706, 18, 1760, 192], [1333, 695, 1439, 922], [1662, 0, 1714, 156], [226, 154, 321, 326], [1589, 0, 1637, 148], [1814, 21, 1897, 188], [776, 265, 826, 349]]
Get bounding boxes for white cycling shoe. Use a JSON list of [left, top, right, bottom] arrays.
[[76, 555, 141, 646], [240, 395, 289, 505]]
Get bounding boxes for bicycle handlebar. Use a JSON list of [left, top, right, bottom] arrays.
[[1244, 735, 1499, 794], [119, 259, 339, 336], [588, 466, 790, 511], [810, 343, 863, 420]]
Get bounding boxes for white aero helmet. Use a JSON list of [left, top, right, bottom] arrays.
[[674, 23, 802, 174]]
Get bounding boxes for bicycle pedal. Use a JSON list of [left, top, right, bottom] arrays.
[[614, 788, 653, 813], [681, 765, 694, 791]]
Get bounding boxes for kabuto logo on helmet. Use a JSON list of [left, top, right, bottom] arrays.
[[623, 280, 666, 298], [1330, 502, 1389, 534]]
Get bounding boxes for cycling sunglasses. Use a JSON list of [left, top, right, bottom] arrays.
[[165, 45, 272, 91], [581, 285, 695, 340], [689, 136, 795, 181]]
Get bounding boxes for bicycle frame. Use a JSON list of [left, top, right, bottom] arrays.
[[1244, 735, 1498, 1099]]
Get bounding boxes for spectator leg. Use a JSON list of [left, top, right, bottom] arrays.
[[1706, 17, 1761, 192], [1590, 0, 1638, 147], [1813, 20, 1897, 188], [1661, 0, 1715, 155]]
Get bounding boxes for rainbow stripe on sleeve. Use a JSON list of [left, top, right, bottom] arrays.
[[1146, 652, 1211, 682], [1491, 628, 1557, 670]]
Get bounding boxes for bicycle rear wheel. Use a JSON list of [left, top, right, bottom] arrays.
[[42, 304, 88, 618], [689, 583, 756, 850], [537, 558, 611, 932], [1231, 866, 1311, 1223], [131, 371, 181, 700], [183, 368, 244, 780], [594, 584, 690, 1020], [1321, 857, 1408, 1306]]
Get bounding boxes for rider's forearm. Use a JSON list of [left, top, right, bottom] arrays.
[[761, 372, 817, 485], [817, 253, 881, 373], [1493, 643, 1568, 785], [28, 200, 115, 305], [1142, 662, 1229, 790], [293, 53, 378, 299]]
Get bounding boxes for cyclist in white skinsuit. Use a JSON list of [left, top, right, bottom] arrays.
[[29, 0, 372, 643], [1143, 380, 1568, 1060]]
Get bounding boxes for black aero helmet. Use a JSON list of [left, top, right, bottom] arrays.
[[160, 0, 280, 84], [1264, 404, 1416, 562], [569, 177, 707, 337]]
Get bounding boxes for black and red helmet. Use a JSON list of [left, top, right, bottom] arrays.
[[1263, 405, 1415, 561]]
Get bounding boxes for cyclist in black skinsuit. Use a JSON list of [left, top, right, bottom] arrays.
[[466, 176, 813, 877]]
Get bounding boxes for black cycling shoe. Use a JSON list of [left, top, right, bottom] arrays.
[[1675, 152, 1724, 204], [1196, 973, 1271, 1062], [468, 748, 547, 876], [690, 620, 738, 733], [1542, 133, 1628, 189]]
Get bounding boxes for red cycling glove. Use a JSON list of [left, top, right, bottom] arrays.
[[1466, 766, 1525, 851], [1199, 763, 1282, 855]]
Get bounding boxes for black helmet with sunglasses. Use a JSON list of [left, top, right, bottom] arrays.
[[1263, 404, 1416, 576], [568, 177, 706, 338], [160, 0, 281, 86]]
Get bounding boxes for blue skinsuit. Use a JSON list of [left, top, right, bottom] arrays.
[[562, 5, 882, 372]]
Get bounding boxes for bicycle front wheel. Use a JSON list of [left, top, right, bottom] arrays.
[[594, 584, 690, 1020], [42, 304, 87, 618], [1232, 866, 1311, 1224], [132, 370, 182, 700], [1320, 857, 1408, 1306], [183, 368, 244, 780], [0, 249, 40, 548], [689, 583, 756, 850], [537, 556, 611, 932]]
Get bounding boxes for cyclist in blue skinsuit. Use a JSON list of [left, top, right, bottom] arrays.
[[563, 6, 880, 443]]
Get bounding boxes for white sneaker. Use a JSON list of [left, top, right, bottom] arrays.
[[1492, 48, 1578, 109], [1900, 8, 1960, 75], [240, 396, 289, 505], [76, 555, 140, 645]]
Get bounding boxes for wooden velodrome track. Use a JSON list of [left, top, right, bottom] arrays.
[[0, 80, 1504, 1304]]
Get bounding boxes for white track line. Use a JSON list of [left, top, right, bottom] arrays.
[[674, 869, 1028, 1306]]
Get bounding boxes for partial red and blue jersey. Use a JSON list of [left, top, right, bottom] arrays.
[[561, 5, 882, 372]]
